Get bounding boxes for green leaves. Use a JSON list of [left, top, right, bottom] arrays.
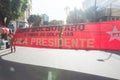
[[66, 8, 85, 24], [0, 0, 28, 25], [49, 20, 64, 25], [66, 6, 98, 24], [27, 15, 41, 26], [84, 6, 96, 22]]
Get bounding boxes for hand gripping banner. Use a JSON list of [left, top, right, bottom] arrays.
[[13, 20, 120, 50]]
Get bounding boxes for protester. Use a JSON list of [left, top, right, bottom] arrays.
[[8, 30, 16, 53]]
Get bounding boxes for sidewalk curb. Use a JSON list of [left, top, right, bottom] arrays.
[[0, 49, 11, 54]]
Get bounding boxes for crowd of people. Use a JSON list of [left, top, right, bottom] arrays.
[[0, 26, 16, 53]]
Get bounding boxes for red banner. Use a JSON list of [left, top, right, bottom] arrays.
[[13, 21, 120, 50]]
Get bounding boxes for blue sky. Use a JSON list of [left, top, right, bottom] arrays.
[[32, 0, 83, 22]]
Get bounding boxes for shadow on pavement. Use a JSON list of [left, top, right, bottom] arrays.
[[104, 50, 120, 55], [0, 57, 116, 80], [96, 50, 120, 62], [0, 52, 13, 57]]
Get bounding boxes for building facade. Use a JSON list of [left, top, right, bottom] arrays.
[[41, 14, 49, 25], [83, 0, 120, 21]]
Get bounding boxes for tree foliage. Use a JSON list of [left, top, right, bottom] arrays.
[[66, 6, 97, 24], [49, 20, 64, 25], [66, 8, 85, 24], [27, 15, 41, 26], [0, 0, 28, 26], [84, 6, 96, 22]]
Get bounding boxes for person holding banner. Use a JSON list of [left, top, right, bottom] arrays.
[[8, 30, 16, 53]]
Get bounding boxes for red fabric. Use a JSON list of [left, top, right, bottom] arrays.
[[13, 20, 120, 50], [2, 27, 9, 34], [0, 26, 9, 34]]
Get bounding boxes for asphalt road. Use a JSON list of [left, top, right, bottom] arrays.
[[0, 47, 120, 80], [0, 58, 116, 80]]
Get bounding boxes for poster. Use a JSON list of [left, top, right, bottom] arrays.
[[13, 20, 120, 50]]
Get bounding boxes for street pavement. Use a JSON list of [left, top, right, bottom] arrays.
[[0, 59, 115, 80], [0, 47, 120, 80]]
